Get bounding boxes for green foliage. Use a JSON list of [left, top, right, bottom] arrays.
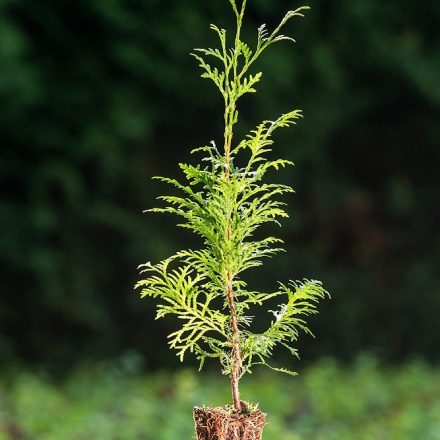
[[136, 0, 328, 380], [2, 0, 439, 367], [2, 357, 440, 439]]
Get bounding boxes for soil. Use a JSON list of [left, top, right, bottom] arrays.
[[193, 402, 266, 440]]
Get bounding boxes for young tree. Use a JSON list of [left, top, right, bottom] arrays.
[[136, 0, 328, 422]]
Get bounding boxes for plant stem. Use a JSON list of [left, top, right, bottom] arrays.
[[224, 110, 242, 412], [226, 269, 242, 412], [222, 1, 248, 413]]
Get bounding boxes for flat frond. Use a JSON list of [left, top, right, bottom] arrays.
[[136, 2, 327, 383]]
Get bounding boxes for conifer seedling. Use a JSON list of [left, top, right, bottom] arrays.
[[136, 1, 328, 438]]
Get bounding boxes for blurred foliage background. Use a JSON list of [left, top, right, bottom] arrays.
[[1, 0, 440, 433], [1, 0, 439, 438], [1, 356, 440, 439]]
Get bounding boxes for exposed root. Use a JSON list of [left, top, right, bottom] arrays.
[[194, 402, 266, 440]]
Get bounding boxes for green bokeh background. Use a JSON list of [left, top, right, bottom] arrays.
[[2, 356, 440, 439], [0, 0, 439, 437]]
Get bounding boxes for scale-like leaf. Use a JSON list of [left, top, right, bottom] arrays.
[[136, 1, 327, 384]]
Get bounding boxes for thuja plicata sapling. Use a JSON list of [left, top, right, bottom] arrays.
[[136, 1, 329, 438]]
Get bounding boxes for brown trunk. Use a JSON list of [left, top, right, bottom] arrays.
[[194, 404, 266, 440], [226, 268, 242, 412], [224, 105, 242, 412]]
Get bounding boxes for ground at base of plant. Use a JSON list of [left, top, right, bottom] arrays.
[[194, 402, 266, 440]]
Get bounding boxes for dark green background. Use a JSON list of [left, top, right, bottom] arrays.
[[1, 0, 439, 370]]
